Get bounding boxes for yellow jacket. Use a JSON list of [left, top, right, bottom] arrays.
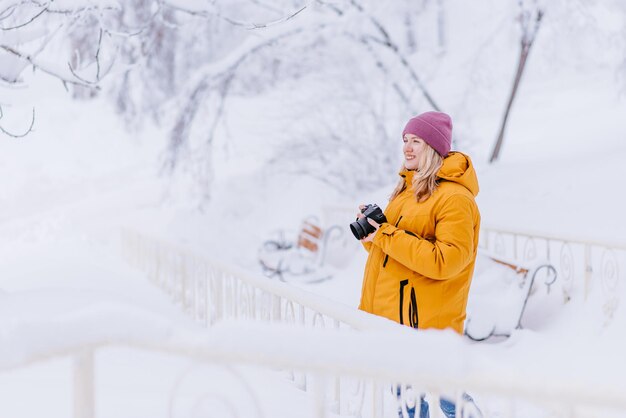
[[358, 152, 480, 334]]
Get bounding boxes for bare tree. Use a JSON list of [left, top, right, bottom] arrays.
[[159, 0, 446, 199], [0, 0, 309, 137], [0, 0, 460, 206], [0, 1, 122, 88], [343, 0, 442, 112], [489, 0, 544, 163], [0, 0, 448, 199]]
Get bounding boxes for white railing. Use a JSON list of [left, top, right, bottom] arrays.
[[120, 228, 408, 417], [5, 316, 626, 418], [119, 228, 626, 418], [480, 226, 625, 326], [2, 227, 625, 418], [119, 229, 395, 332]]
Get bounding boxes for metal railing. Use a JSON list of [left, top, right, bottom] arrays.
[[480, 226, 624, 326], [3, 227, 625, 418], [6, 318, 626, 418], [119, 227, 626, 418], [120, 228, 408, 417]]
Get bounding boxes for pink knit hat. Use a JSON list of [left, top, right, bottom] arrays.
[[402, 111, 452, 157]]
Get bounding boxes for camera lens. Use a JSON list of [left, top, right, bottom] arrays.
[[350, 217, 374, 240], [350, 203, 386, 241], [350, 222, 365, 240]]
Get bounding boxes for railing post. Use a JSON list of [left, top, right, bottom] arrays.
[[180, 257, 187, 309], [372, 380, 384, 418], [272, 295, 282, 322], [431, 393, 444, 418], [231, 279, 237, 319], [73, 349, 95, 418], [310, 374, 326, 418], [584, 244, 593, 300], [480, 229, 489, 251], [215, 272, 224, 323], [295, 304, 307, 390], [330, 319, 340, 414]]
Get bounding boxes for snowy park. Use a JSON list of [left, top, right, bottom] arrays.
[[1, 0, 626, 417]]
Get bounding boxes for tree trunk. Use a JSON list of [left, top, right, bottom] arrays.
[[489, 44, 530, 163], [490, 8, 543, 163]]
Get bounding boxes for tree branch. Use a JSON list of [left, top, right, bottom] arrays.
[[489, 3, 544, 163], [0, 44, 100, 88], [160, 0, 309, 31], [0, 1, 50, 30], [316, 0, 344, 16], [46, 5, 121, 15], [0, 1, 27, 22], [67, 61, 97, 85], [348, 0, 442, 111], [0, 106, 35, 138], [344, 32, 414, 112], [166, 22, 327, 177], [95, 28, 103, 80]]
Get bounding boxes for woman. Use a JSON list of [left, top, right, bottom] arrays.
[[356, 111, 481, 418]]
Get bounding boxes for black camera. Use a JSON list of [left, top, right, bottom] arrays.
[[350, 204, 387, 240]]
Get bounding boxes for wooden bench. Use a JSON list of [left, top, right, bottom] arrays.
[[258, 215, 355, 283]]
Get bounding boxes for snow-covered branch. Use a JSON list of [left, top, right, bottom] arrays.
[[0, 1, 50, 30], [159, 0, 310, 30], [0, 44, 100, 87], [0, 106, 35, 138], [346, 0, 442, 111], [165, 22, 319, 174], [519, 0, 544, 47]]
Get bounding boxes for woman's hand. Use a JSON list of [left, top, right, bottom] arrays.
[[361, 218, 381, 242], [356, 204, 366, 219], [357, 204, 381, 242]]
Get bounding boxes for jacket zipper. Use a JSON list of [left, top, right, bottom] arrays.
[[382, 216, 403, 268], [399, 281, 419, 328], [409, 287, 419, 329], [399, 279, 409, 325]]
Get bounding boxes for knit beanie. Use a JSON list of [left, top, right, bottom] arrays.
[[402, 111, 452, 157]]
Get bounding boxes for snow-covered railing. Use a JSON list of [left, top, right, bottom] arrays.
[[6, 318, 626, 418], [480, 226, 624, 325], [119, 229, 396, 332], [120, 228, 405, 417], [118, 228, 626, 418]]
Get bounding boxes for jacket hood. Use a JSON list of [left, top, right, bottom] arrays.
[[437, 151, 479, 196], [398, 152, 479, 197]]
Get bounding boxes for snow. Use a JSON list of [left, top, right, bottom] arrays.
[[476, 75, 626, 245], [1, 1, 626, 416]]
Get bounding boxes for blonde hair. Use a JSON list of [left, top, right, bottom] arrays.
[[389, 145, 444, 203]]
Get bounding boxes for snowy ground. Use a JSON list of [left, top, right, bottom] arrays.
[[0, 87, 326, 417], [2, 3, 626, 414], [1, 77, 625, 417]]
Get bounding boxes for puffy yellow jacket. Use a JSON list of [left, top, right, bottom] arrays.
[[358, 152, 480, 334]]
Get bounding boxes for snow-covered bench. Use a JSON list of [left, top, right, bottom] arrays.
[[258, 215, 357, 283], [465, 251, 557, 341]]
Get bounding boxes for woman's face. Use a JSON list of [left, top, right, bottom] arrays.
[[402, 134, 426, 170]]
